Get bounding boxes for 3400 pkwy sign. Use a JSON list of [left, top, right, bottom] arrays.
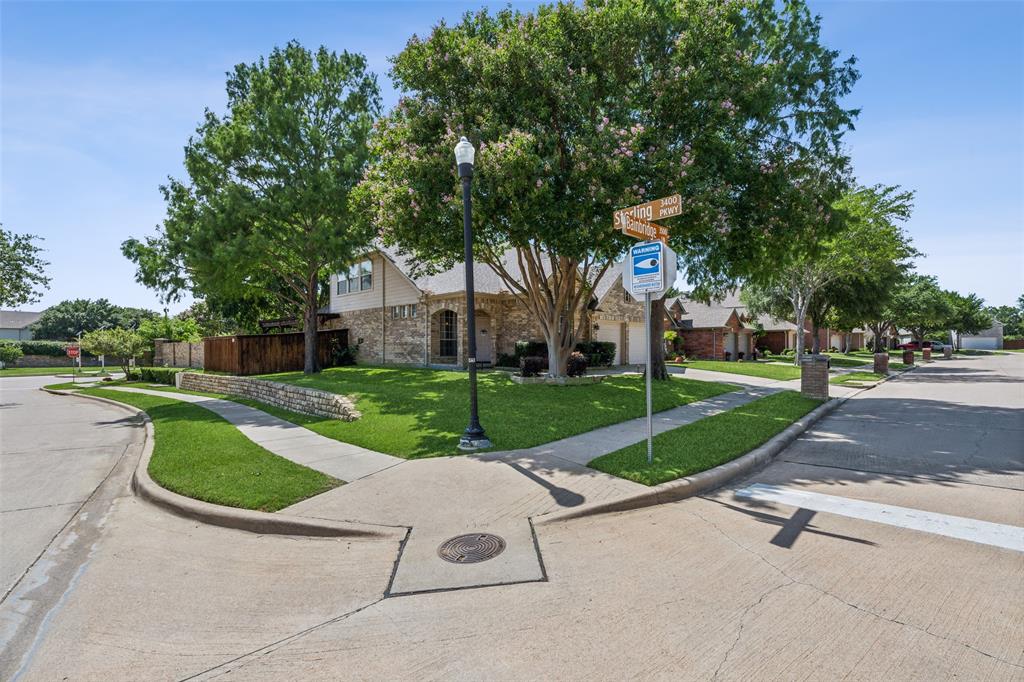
[[613, 194, 681, 243]]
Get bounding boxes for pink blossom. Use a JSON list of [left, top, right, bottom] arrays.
[[625, 150, 634, 157], [536, 179, 543, 188]]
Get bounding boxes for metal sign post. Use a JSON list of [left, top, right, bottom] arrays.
[[644, 292, 653, 463], [626, 241, 676, 465]]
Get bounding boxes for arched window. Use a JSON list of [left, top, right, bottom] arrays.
[[439, 310, 458, 357]]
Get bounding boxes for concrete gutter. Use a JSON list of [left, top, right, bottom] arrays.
[[42, 388, 391, 538]]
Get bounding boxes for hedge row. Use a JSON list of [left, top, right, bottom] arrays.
[[0, 339, 93, 357], [137, 367, 187, 385]]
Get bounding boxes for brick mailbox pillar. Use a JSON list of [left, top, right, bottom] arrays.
[[873, 352, 889, 375], [902, 349, 915, 365], [801, 354, 830, 400], [922, 348, 932, 362], [944, 346, 953, 359]]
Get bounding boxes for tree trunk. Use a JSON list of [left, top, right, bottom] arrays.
[[303, 288, 319, 375], [810, 320, 821, 354], [649, 294, 669, 380], [545, 333, 572, 378], [794, 308, 807, 366]]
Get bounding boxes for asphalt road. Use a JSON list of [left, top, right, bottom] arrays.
[[1, 354, 1021, 680]]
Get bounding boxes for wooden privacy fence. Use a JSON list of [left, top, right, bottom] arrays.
[[204, 329, 349, 375]]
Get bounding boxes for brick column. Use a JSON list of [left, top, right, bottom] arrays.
[[902, 349, 915, 365], [873, 352, 889, 375], [922, 348, 932, 362], [800, 354, 829, 400]]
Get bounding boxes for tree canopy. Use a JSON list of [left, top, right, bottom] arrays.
[[31, 299, 159, 341], [744, 184, 916, 361], [0, 225, 50, 308], [944, 291, 991, 348], [356, 0, 859, 375], [79, 328, 147, 375], [889, 274, 954, 343], [122, 41, 381, 373]]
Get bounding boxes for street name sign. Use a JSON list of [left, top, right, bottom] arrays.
[[614, 194, 682, 226], [618, 213, 668, 243]]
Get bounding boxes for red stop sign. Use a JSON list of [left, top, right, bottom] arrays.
[[66, 346, 80, 358]]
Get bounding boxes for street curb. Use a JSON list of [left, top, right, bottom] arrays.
[[41, 388, 390, 538], [535, 392, 849, 525]]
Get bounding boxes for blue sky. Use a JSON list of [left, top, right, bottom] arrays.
[[2, 0, 1022, 313]]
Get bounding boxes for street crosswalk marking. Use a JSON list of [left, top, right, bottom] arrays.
[[734, 483, 1024, 553]]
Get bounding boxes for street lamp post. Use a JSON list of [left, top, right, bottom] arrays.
[[455, 136, 491, 451]]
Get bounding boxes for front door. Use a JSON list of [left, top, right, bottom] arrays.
[[475, 315, 492, 362]]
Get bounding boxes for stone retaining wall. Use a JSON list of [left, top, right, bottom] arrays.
[[178, 372, 360, 421]]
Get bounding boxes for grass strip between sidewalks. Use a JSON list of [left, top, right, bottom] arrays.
[[588, 391, 822, 486], [668, 360, 802, 381], [830, 371, 886, 385], [81, 387, 341, 512]]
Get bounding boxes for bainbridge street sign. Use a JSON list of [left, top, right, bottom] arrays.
[[618, 213, 669, 243]]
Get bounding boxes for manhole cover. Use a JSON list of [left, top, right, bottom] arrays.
[[437, 533, 506, 564]]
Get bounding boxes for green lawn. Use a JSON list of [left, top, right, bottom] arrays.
[[82, 387, 340, 511], [830, 371, 886, 385], [823, 353, 872, 368], [589, 391, 823, 486], [0, 366, 114, 377], [669, 360, 801, 381], [252, 366, 735, 458]]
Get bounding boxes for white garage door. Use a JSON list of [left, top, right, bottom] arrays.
[[594, 323, 622, 364], [628, 323, 647, 364], [962, 337, 997, 350]]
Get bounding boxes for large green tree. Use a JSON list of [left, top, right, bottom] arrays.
[[0, 225, 50, 308], [986, 296, 1023, 337], [945, 290, 991, 349], [31, 298, 158, 340], [889, 274, 953, 344], [122, 42, 381, 373], [356, 0, 858, 377], [743, 185, 916, 363], [804, 185, 918, 353]]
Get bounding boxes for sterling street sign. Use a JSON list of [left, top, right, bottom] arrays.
[[618, 213, 668, 243], [614, 194, 681, 228]]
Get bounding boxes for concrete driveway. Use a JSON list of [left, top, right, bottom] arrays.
[[3, 354, 1022, 680]]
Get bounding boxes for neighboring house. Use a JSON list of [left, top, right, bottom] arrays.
[[956, 321, 1004, 350], [323, 247, 553, 367], [0, 310, 42, 340]]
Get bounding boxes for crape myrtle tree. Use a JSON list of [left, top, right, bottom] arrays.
[[742, 185, 915, 364], [356, 0, 859, 377], [0, 225, 50, 308], [122, 42, 381, 374]]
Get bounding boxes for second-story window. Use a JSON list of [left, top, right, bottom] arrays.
[[337, 259, 373, 295]]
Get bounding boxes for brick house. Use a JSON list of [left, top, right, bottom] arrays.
[[665, 290, 867, 358], [322, 247, 579, 367]]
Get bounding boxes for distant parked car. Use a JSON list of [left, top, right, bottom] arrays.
[[898, 340, 946, 351]]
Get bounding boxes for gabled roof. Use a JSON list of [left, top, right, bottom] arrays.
[[0, 310, 42, 329]]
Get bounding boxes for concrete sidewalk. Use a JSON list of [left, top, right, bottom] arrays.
[[105, 387, 402, 482]]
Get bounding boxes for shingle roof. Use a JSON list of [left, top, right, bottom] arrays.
[[380, 245, 612, 300], [0, 310, 42, 329]]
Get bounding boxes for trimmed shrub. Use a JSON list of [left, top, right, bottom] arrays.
[[0, 343, 24, 366], [574, 340, 616, 367], [139, 366, 186, 385], [566, 351, 588, 377], [329, 338, 359, 366], [520, 355, 545, 377], [495, 353, 518, 368]]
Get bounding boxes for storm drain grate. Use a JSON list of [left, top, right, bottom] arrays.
[[437, 533, 506, 564]]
